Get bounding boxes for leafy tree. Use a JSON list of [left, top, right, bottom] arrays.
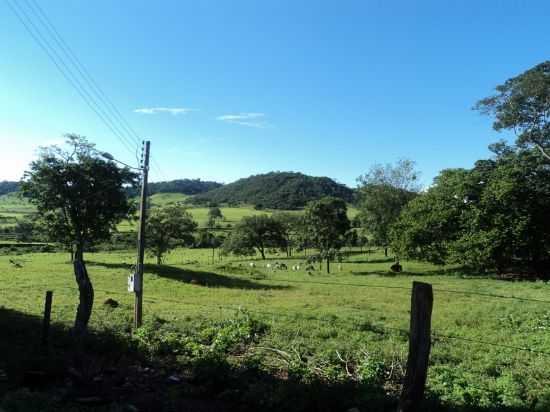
[[356, 159, 420, 256], [475, 61, 550, 161], [207, 206, 223, 227], [392, 147, 550, 276], [21, 135, 137, 334], [272, 212, 303, 257], [146, 205, 198, 264], [390, 168, 474, 265], [196, 229, 224, 263], [304, 197, 350, 273], [222, 215, 286, 259]]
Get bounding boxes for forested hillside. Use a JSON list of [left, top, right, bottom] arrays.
[[192, 172, 354, 209], [0, 181, 19, 196], [126, 178, 223, 197]]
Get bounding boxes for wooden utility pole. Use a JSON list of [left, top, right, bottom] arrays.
[[397, 281, 433, 412], [134, 140, 150, 328]]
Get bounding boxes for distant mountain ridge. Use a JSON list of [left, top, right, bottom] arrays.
[[125, 178, 223, 197], [192, 172, 354, 210], [0, 181, 19, 196]]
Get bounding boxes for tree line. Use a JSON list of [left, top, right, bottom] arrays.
[[360, 61, 550, 277]]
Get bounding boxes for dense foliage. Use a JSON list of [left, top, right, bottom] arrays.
[[20, 135, 137, 332], [146, 205, 198, 264], [475, 60, 550, 161], [193, 172, 354, 210], [0, 181, 19, 196], [304, 197, 350, 272], [391, 146, 550, 276], [222, 215, 286, 259], [356, 160, 420, 254]]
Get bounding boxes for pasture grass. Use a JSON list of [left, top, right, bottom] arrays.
[[1, 248, 550, 410]]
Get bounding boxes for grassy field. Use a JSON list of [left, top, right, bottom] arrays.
[[2, 191, 359, 233], [1, 247, 550, 410], [0, 193, 33, 229]]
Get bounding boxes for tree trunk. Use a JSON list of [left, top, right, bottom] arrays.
[[157, 254, 162, 265], [326, 256, 330, 274], [260, 248, 266, 260], [73, 258, 94, 336], [385, 247, 388, 257]]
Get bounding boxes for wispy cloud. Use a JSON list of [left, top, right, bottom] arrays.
[[216, 112, 269, 128], [134, 107, 194, 115]]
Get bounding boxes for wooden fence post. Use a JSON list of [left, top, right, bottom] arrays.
[[397, 281, 433, 412], [41, 291, 53, 347]]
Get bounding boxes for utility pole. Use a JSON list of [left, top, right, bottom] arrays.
[[134, 140, 150, 328]]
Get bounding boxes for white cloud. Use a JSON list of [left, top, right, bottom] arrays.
[[216, 112, 269, 128], [134, 107, 194, 115]]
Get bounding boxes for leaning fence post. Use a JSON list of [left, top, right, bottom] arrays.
[[41, 291, 53, 347], [397, 281, 433, 412]]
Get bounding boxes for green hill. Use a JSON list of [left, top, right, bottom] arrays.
[[192, 172, 354, 210]]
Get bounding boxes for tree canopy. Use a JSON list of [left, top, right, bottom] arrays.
[[20, 135, 137, 333], [356, 159, 420, 255], [222, 215, 286, 259], [304, 197, 350, 273], [146, 205, 198, 264], [391, 146, 550, 276], [475, 61, 550, 161]]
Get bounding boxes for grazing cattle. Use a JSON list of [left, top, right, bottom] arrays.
[[279, 263, 288, 270], [291, 264, 301, 271], [249, 262, 256, 268], [266, 263, 272, 269]]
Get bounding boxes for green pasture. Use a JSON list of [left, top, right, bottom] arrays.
[[1, 247, 550, 409]]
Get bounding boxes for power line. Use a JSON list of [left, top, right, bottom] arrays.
[[4, 284, 550, 358], [432, 332, 550, 357], [432, 287, 550, 305], [6, 0, 138, 158], [25, 0, 142, 148]]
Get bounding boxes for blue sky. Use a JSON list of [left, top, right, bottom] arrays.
[[1, 0, 549, 187]]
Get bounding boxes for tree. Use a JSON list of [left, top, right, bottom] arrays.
[[21, 135, 137, 334], [222, 215, 286, 259], [391, 146, 550, 276], [196, 228, 224, 263], [390, 168, 473, 265], [475, 61, 550, 161], [146, 205, 197, 264], [304, 197, 350, 273], [272, 212, 303, 257], [207, 206, 223, 227], [356, 159, 420, 256]]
